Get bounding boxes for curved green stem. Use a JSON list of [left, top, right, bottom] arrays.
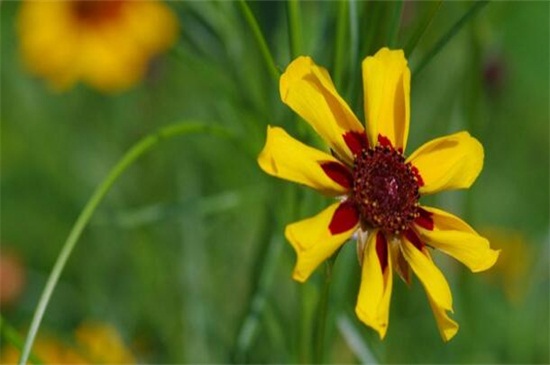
[[1, 315, 43, 364], [404, 0, 443, 58], [314, 254, 337, 364], [287, 0, 303, 59], [413, 1, 490, 78], [18, 122, 232, 365], [387, 0, 403, 48], [238, 0, 281, 82], [333, 0, 349, 89]]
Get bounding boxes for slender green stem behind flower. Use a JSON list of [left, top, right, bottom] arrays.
[[237, 0, 281, 82], [287, 0, 303, 59], [387, 0, 404, 48], [314, 254, 337, 364], [404, 0, 443, 58], [413, 1, 490, 78], [18, 123, 234, 365], [1, 315, 43, 365]]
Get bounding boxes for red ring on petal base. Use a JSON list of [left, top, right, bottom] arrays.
[[320, 161, 353, 189], [329, 200, 360, 235]]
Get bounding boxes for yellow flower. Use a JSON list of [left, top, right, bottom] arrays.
[[17, 0, 178, 92], [0, 321, 134, 364], [75, 321, 135, 363], [0, 337, 87, 364], [481, 228, 533, 304], [258, 48, 500, 342]]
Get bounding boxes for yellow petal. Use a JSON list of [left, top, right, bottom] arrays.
[[123, 0, 178, 55], [416, 206, 500, 272], [400, 238, 452, 311], [286, 203, 358, 282], [280, 56, 364, 163], [17, 1, 80, 89], [362, 48, 410, 150], [355, 231, 393, 339], [427, 292, 459, 342], [258, 126, 350, 196], [407, 132, 484, 195]]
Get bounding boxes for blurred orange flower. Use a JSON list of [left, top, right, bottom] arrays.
[[0, 250, 26, 307], [17, 0, 178, 92]]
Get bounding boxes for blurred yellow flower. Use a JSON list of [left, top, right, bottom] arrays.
[[75, 321, 135, 364], [1, 337, 87, 364], [17, 0, 178, 92], [0, 321, 134, 364], [258, 48, 500, 342], [481, 228, 533, 304]]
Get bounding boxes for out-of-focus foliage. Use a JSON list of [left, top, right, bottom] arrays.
[[1, 1, 548, 363]]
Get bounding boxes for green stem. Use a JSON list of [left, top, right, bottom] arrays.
[[238, 0, 281, 82], [0, 315, 43, 365], [314, 255, 336, 364], [287, 0, 303, 59], [233, 233, 284, 361], [387, 0, 404, 48], [404, 0, 443, 58], [333, 0, 349, 89], [361, 2, 382, 58], [413, 0, 490, 78], [18, 122, 232, 365], [345, 0, 360, 108]]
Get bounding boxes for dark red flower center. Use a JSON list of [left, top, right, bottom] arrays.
[[71, 0, 125, 26], [351, 142, 421, 235]]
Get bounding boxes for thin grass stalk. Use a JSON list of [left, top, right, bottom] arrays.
[[361, 2, 382, 58], [313, 255, 336, 364], [0, 315, 43, 365], [287, 0, 303, 59], [387, 0, 404, 48], [333, 0, 349, 89], [404, 0, 443, 58], [412, 0, 490, 78], [18, 122, 232, 365], [233, 233, 284, 361], [345, 0, 361, 109], [238, 0, 281, 82]]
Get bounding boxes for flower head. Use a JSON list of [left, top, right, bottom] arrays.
[[17, 0, 178, 92], [258, 48, 500, 341]]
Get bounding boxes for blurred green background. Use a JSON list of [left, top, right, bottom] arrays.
[[1, 1, 548, 363]]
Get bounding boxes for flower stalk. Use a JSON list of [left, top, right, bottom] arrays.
[[314, 254, 337, 364], [413, 0, 490, 78], [19, 122, 232, 365], [238, 0, 281, 82]]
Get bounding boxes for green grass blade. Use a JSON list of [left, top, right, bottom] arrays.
[[233, 235, 284, 361], [287, 0, 303, 59], [333, 0, 349, 89], [18, 122, 233, 365], [238, 0, 281, 81], [337, 314, 378, 364], [387, 0, 404, 48], [412, 1, 490, 78], [404, 0, 443, 57], [0, 315, 43, 365]]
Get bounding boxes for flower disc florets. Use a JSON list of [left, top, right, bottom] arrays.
[[351, 144, 421, 235], [71, 0, 124, 25]]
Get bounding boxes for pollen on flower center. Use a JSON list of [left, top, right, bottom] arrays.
[[351, 144, 421, 235], [71, 0, 124, 25]]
